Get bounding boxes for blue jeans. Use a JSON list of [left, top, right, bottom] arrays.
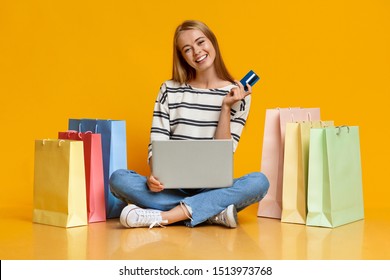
[[109, 169, 269, 227]]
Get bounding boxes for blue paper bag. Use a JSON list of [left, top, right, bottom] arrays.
[[69, 119, 127, 218]]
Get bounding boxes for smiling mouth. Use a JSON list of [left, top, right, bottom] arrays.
[[195, 54, 208, 63]]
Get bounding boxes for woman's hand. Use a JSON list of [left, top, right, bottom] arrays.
[[222, 80, 252, 109], [214, 81, 252, 140], [147, 174, 165, 192]]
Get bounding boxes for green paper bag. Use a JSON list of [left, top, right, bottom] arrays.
[[306, 126, 364, 228]]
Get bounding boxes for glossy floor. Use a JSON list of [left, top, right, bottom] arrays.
[[1, 204, 390, 260]]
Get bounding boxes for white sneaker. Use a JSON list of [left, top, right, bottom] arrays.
[[120, 204, 168, 229], [207, 204, 238, 228]]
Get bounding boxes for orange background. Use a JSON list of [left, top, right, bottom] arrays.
[[1, 0, 389, 217]]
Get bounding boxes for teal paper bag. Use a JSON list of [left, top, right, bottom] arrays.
[[306, 126, 364, 228]]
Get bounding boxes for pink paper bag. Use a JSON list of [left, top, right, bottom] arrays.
[[58, 131, 106, 223], [257, 108, 320, 219]]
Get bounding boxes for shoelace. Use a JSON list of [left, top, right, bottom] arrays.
[[148, 221, 167, 229], [134, 209, 168, 229]]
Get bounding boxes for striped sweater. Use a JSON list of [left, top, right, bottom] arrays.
[[148, 80, 251, 160]]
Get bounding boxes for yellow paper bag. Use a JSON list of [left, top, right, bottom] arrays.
[[281, 120, 333, 224], [33, 139, 87, 228]]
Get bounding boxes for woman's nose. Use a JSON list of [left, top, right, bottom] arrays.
[[194, 46, 201, 54]]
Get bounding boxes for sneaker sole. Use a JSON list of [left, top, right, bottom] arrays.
[[227, 204, 238, 228]]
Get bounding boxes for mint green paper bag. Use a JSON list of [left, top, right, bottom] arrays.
[[306, 126, 364, 228]]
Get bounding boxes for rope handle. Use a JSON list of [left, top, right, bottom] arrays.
[[41, 139, 65, 146], [78, 121, 98, 133], [336, 125, 350, 135]]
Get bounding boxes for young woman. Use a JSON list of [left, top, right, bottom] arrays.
[[109, 20, 269, 228]]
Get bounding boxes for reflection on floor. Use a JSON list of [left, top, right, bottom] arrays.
[[1, 204, 389, 260]]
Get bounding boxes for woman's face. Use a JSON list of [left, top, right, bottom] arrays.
[[177, 29, 216, 73]]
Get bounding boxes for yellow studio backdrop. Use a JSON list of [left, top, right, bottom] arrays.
[[0, 0, 389, 218]]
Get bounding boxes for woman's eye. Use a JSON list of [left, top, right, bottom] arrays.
[[184, 48, 191, 53]]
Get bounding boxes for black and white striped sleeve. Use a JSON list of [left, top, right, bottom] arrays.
[[230, 95, 251, 151], [148, 83, 171, 160]]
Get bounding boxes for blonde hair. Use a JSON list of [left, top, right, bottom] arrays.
[[172, 20, 234, 84]]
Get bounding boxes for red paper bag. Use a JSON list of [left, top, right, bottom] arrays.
[[58, 131, 106, 223]]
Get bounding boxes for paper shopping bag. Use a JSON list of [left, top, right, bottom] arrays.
[[33, 139, 87, 228], [281, 120, 333, 224], [68, 119, 127, 218], [58, 131, 106, 223], [306, 126, 364, 228], [258, 108, 321, 219]]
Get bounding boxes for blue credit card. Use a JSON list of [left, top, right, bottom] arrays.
[[240, 70, 260, 91]]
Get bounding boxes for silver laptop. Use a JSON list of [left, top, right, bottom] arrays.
[[152, 140, 234, 189]]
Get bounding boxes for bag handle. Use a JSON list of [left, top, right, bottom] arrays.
[[307, 112, 312, 122], [290, 112, 312, 123], [290, 108, 296, 122], [336, 125, 350, 135], [66, 130, 79, 139], [58, 140, 65, 146], [41, 139, 65, 146], [66, 130, 94, 140], [320, 121, 332, 128], [78, 121, 98, 134]]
